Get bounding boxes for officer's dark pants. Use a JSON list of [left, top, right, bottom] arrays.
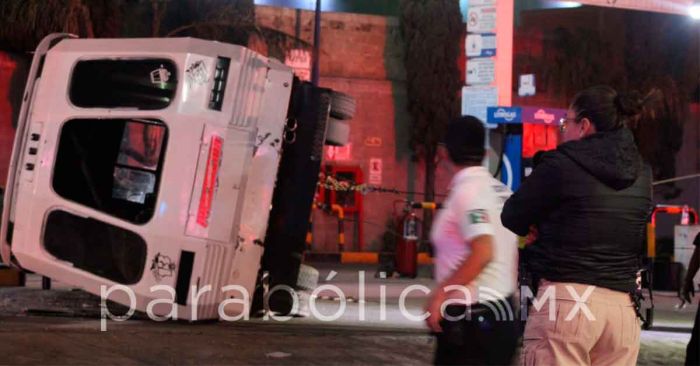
[[434, 298, 520, 366]]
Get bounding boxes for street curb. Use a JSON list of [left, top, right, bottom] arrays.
[[305, 252, 433, 265]]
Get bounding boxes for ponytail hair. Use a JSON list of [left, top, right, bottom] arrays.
[[571, 85, 660, 132], [616, 89, 662, 130]]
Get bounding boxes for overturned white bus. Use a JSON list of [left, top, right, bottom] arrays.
[[1, 33, 353, 320]]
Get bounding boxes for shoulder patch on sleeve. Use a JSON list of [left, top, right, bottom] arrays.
[[467, 209, 490, 224]]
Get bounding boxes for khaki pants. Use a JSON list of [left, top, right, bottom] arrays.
[[521, 281, 641, 366]]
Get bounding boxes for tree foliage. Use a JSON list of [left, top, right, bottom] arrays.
[[159, 0, 255, 42], [630, 77, 686, 199], [0, 0, 122, 51], [399, 0, 462, 203], [0, 0, 303, 59], [400, 0, 461, 250], [517, 16, 687, 199]]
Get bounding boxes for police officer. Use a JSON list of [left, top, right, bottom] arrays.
[[426, 115, 520, 365]]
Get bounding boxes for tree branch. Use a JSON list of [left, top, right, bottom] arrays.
[[80, 3, 94, 38]]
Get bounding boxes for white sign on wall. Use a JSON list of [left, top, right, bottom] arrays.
[[466, 58, 495, 85], [468, 0, 496, 6], [466, 33, 497, 57], [369, 158, 382, 185], [467, 5, 497, 34], [518, 74, 536, 97], [284, 49, 311, 81], [461, 86, 499, 128]]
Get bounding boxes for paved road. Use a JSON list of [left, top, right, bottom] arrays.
[[0, 312, 690, 365], [0, 316, 433, 365], [0, 265, 694, 365]]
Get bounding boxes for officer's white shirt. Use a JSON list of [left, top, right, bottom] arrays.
[[430, 166, 518, 303]]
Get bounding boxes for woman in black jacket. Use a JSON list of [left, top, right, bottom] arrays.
[[502, 85, 653, 366]]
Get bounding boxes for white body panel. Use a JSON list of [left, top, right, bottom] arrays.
[[1, 36, 293, 320], [675, 225, 700, 286]]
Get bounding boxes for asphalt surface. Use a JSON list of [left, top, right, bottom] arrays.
[[0, 316, 434, 365], [0, 264, 694, 365]]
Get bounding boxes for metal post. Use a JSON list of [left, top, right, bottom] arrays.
[[305, 202, 316, 248], [332, 204, 345, 252], [311, 0, 321, 86]]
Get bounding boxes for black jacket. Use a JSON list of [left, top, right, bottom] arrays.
[[502, 128, 652, 293]]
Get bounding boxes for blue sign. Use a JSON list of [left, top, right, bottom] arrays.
[[481, 49, 497, 57], [466, 33, 497, 58], [464, 33, 496, 58], [487, 107, 522, 124]]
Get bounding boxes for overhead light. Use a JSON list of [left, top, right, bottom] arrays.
[[550, 1, 582, 8], [690, 1, 700, 20]]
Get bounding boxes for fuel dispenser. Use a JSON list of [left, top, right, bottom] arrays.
[[486, 106, 565, 190], [647, 205, 700, 292]]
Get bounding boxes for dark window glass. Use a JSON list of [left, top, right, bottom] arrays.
[[53, 119, 167, 224], [70, 59, 177, 110], [44, 210, 147, 285]]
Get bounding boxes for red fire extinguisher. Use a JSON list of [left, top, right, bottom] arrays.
[[396, 210, 420, 278]]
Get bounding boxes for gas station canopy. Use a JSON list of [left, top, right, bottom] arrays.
[[253, 0, 399, 16]]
